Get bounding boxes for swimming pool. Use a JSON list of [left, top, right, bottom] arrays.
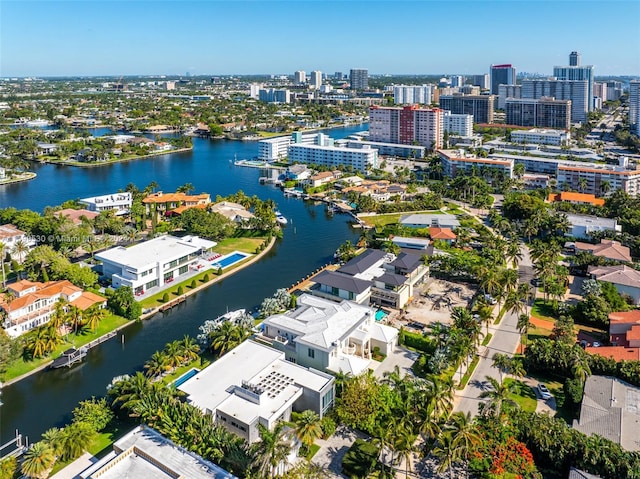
[[212, 251, 250, 269], [172, 368, 200, 388], [375, 310, 388, 322]]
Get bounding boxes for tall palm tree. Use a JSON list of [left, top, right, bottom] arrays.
[[65, 305, 83, 335], [209, 322, 248, 356], [447, 412, 481, 479], [292, 410, 322, 451], [479, 375, 519, 418], [84, 305, 107, 332], [571, 348, 592, 385], [59, 421, 96, 461], [517, 313, 531, 347], [393, 426, 417, 479], [177, 335, 200, 363], [432, 433, 457, 479], [11, 238, 30, 264], [0, 241, 6, 288], [251, 422, 292, 479], [144, 351, 171, 378], [20, 442, 56, 479]]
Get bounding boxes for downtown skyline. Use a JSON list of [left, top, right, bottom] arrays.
[[1, 0, 639, 77]]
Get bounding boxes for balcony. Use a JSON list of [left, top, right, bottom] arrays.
[[342, 343, 356, 355]]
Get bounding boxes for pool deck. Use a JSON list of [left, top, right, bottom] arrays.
[[211, 250, 251, 269]]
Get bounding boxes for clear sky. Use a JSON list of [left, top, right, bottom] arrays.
[[1, 0, 639, 77]]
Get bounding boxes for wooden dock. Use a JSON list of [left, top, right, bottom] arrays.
[[160, 295, 187, 312]]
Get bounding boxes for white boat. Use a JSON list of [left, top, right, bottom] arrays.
[[212, 308, 247, 326], [274, 211, 288, 225], [26, 119, 51, 127]]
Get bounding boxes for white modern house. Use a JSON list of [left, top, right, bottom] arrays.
[[400, 213, 460, 229], [565, 214, 622, 239], [96, 235, 216, 296], [80, 192, 133, 216], [260, 294, 398, 376], [178, 340, 335, 445]]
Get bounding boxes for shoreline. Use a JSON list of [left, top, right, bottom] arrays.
[[2, 237, 277, 386], [0, 172, 37, 186], [38, 147, 193, 168]]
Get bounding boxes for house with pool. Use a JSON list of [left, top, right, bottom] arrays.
[[96, 235, 216, 296], [259, 294, 398, 376]]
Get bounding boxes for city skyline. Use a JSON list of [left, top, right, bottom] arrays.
[[1, 0, 639, 77]]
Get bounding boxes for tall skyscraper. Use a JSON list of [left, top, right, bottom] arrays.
[[490, 64, 516, 95], [393, 85, 433, 105], [505, 98, 571, 130], [369, 105, 444, 149], [521, 78, 588, 122], [310, 71, 322, 89], [498, 84, 522, 109], [294, 70, 306, 85], [554, 52, 594, 112], [630, 81, 640, 137], [350, 69, 369, 90], [569, 51, 581, 66]]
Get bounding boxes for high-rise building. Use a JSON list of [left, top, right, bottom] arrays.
[[490, 64, 516, 95], [439, 94, 495, 124], [630, 81, 640, 137], [350, 69, 368, 90], [505, 98, 571, 130], [443, 112, 473, 137], [470, 74, 489, 89], [310, 71, 322, 89], [334, 72, 343, 80], [569, 51, 581, 66], [368, 105, 444, 149], [521, 79, 588, 123], [553, 52, 594, 112], [498, 84, 522, 109], [294, 70, 306, 85], [606, 81, 623, 102], [258, 88, 291, 104], [393, 85, 433, 105], [594, 82, 607, 102], [450, 75, 464, 88]]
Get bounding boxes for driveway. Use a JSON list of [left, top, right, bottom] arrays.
[[313, 426, 367, 478], [373, 346, 419, 379]]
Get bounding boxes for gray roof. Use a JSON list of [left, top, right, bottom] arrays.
[[314, 270, 371, 294], [566, 213, 618, 229], [388, 252, 423, 272], [376, 272, 407, 287], [573, 375, 640, 451], [339, 249, 387, 276], [399, 213, 460, 228], [568, 468, 602, 479], [588, 265, 640, 289]]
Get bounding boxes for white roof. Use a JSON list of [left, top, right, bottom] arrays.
[[566, 213, 618, 229], [96, 235, 215, 271], [329, 355, 371, 376], [80, 191, 132, 204], [370, 322, 399, 343], [178, 340, 333, 425], [392, 236, 430, 246], [264, 294, 375, 351]]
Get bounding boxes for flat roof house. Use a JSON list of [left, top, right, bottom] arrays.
[[260, 293, 398, 376], [96, 235, 215, 296], [79, 425, 236, 479], [566, 214, 621, 239], [80, 192, 133, 216], [400, 213, 460, 229], [178, 340, 335, 445]]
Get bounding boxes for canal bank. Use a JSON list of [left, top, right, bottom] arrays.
[[0, 125, 365, 444]]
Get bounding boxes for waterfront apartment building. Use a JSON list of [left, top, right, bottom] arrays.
[[368, 105, 444, 149], [511, 128, 569, 146], [554, 52, 594, 111], [79, 192, 132, 216], [490, 64, 516, 95], [521, 79, 588, 123], [438, 149, 514, 179], [443, 112, 473, 137], [344, 140, 426, 158], [439, 94, 495, 124], [393, 85, 433, 105], [470, 74, 489, 89], [607, 81, 624, 102], [498, 84, 522, 109], [288, 142, 378, 173], [257, 132, 319, 161], [350, 69, 368, 90], [505, 98, 572, 130], [96, 235, 216, 296], [258, 88, 291, 104], [293, 70, 306, 85], [629, 81, 640, 136]]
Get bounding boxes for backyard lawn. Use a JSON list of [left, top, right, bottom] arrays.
[[1, 314, 130, 382], [505, 378, 538, 412], [531, 299, 558, 322], [359, 210, 441, 228], [214, 237, 267, 255]]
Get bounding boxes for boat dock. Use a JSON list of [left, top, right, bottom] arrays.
[[50, 331, 118, 369], [160, 295, 187, 312]]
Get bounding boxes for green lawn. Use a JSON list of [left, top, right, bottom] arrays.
[[527, 325, 553, 342], [140, 270, 212, 308], [1, 314, 130, 382], [457, 355, 480, 390], [482, 333, 493, 346], [505, 378, 538, 412], [214, 237, 267, 255], [305, 443, 321, 460], [531, 299, 558, 322]]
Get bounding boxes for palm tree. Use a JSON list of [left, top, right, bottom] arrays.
[[209, 322, 248, 356], [432, 433, 457, 479], [84, 305, 107, 332], [292, 410, 322, 451], [28, 326, 51, 358], [144, 351, 171, 378], [479, 375, 519, 418], [600, 180, 611, 196], [66, 305, 83, 335], [447, 412, 481, 479], [11, 238, 30, 264], [177, 182, 195, 194], [491, 353, 511, 383], [177, 335, 200, 363], [59, 421, 96, 461], [571, 348, 592, 385], [0, 241, 6, 288], [393, 426, 416, 479], [251, 422, 292, 479], [578, 177, 588, 193], [20, 442, 56, 479], [517, 313, 531, 347]]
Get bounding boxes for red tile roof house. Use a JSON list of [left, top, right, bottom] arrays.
[[608, 310, 640, 347], [430, 227, 457, 244], [574, 239, 632, 263]]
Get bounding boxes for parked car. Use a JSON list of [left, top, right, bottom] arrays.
[[538, 384, 552, 400], [484, 294, 497, 305], [592, 341, 601, 347]]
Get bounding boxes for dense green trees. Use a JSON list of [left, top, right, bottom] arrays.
[[107, 286, 141, 320]]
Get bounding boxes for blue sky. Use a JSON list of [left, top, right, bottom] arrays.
[[1, 0, 639, 77]]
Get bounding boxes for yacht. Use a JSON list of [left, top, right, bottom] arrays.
[[275, 211, 288, 225]]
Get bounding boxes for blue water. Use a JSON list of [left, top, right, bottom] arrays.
[[375, 310, 388, 322], [1, 124, 366, 444], [213, 252, 248, 269], [172, 368, 200, 388]]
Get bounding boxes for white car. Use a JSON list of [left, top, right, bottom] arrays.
[[484, 294, 497, 305], [538, 384, 552, 400]]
